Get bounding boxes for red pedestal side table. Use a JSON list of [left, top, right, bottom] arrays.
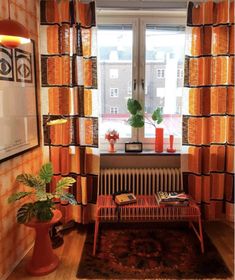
[[25, 209, 62, 276]]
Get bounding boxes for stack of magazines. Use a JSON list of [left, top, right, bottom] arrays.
[[154, 192, 190, 206]]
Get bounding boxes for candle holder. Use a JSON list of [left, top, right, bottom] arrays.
[[167, 134, 176, 153], [105, 129, 119, 153]]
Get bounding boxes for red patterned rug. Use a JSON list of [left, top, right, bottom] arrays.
[[77, 223, 232, 279]]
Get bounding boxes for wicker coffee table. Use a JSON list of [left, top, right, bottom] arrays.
[[93, 195, 204, 255]]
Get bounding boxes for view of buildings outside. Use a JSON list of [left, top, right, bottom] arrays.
[[97, 26, 185, 139]]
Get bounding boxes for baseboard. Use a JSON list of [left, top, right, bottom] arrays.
[[0, 243, 34, 280]]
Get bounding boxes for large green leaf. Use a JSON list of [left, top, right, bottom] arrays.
[[33, 200, 54, 222], [36, 208, 53, 222], [16, 174, 45, 189], [61, 193, 78, 205], [39, 162, 53, 183], [34, 180, 49, 201], [33, 199, 54, 209], [35, 190, 48, 201], [8, 191, 32, 203], [17, 203, 35, 224], [127, 98, 142, 115], [56, 177, 76, 195], [127, 114, 144, 128], [152, 107, 163, 124]]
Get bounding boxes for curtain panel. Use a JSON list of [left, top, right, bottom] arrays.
[[182, 0, 234, 220], [40, 0, 99, 223]]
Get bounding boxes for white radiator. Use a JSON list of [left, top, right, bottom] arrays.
[[99, 168, 183, 195]]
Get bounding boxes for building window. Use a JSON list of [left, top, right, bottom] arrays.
[[97, 17, 185, 147], [176, 96, 182, 114], [110, 107, 119, 114], [177, 68, 184, 78], [157, 69, 165, 79], [110, 88, 119, 97], [127, 82, 132, 95], [145, 84, 148, 95], [110, 68, 119, 79]]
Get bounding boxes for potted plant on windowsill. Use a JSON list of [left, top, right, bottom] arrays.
[[127, 98, 164, 152], [105, 129, 119, 153], [8, 162, 77, 276]]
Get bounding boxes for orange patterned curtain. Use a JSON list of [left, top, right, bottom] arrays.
[[40, 0, 99, 223], [182, 0, 234, 221]]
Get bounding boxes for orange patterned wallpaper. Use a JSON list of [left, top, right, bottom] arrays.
[[0, 0, 42, 279]]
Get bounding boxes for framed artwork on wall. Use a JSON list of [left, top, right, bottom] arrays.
[[0, 40, 39, 163]]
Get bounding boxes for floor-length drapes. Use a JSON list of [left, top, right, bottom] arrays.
[[40, 0, 99, 223], [182, 0, 234, 221]]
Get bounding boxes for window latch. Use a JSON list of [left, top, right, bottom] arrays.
[[133, 79, 136, 91], [141, 79, 145, 90]]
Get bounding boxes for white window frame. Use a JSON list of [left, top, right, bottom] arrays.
[[97, 13, 186, 151]]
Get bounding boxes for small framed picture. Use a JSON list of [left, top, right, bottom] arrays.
[[125, 142, 142, 153]]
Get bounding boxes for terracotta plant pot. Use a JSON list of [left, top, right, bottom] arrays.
[[108, 141, 116, 152], [25, 209, 62, 276]]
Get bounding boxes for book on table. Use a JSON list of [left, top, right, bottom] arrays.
[[113, 191, 137, 206], [154, 191, 190, 206]]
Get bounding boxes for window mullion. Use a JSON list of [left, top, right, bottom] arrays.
[[132, 18, 139, 142], [138, 18, 147, 144]]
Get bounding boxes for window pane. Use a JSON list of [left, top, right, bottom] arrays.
[[98, 25, 133, 138], [144, 26, 185, 138]]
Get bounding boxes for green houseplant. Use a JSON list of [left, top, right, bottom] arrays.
[[8, 162, 77, 223], [127, 98, 164, 152], [127, 98, 163, 128]]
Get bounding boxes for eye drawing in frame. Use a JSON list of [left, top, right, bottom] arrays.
[[0, 40, 39, 162]]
